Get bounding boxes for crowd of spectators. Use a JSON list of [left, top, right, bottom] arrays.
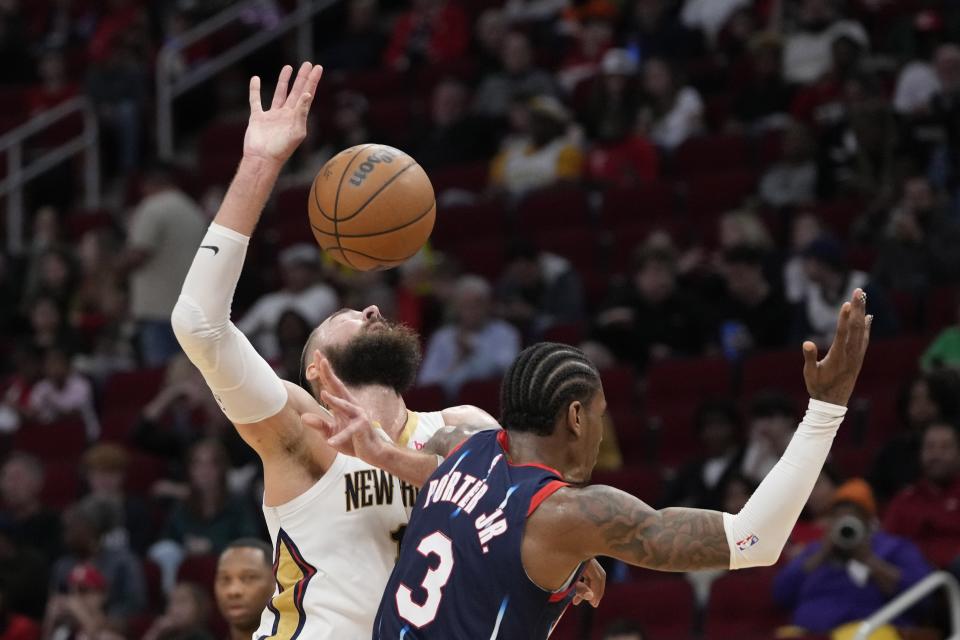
[[0, 0, 960, 637]]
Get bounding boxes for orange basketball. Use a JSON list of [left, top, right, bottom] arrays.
[[308, 144, 436, 271]]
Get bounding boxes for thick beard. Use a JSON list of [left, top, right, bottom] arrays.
[[323, 323, 422, 394]]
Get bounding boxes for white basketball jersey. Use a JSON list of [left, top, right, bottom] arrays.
[[252, 410, 445, 640]]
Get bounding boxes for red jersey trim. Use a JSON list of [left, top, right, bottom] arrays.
[[527, 479, 569, 517], [496, 430, 564, 477]]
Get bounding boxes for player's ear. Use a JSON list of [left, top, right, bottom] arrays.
[[566, 401, 583, 438]]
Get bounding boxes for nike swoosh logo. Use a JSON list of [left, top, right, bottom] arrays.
[[200, 245, 219, 255]]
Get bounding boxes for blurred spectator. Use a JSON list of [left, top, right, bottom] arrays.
[[717, 210, 774, 254], [26, 346, 100, 441], [320, 0, 386, 71], [298, 91, 374, 174], [503, 0, 566, 25], [214, 539, 274, 640], [740, 392, 797, 485], [719, 472, 754, 514], [488, 96, 583, 197], [473, 8, 508, 74], [758, 123, 818, 208], [638, 58, 703, 151], [884, 422, 960, 569], [596, 247, 710, 368], [27, 296, 73, 352], [85, 38, 149, 173], [582, 49, 641, 142], [418, 275, 521, 397], [25, 249, 77, 312], [473, 31, 558, 119], [783, 212, 823, 304], [713, 245, 791, 355], [893, 49, 942, 117], [921, 296, 960, 371], [273, 310, 312, 384], [36, 0, 98, 51], [661, 400, 744, 510], [773, 479, 931, 635], [0, 345, 43, 435], [870, 370, 960, 503], [132, 355, 257, 473], [790, 465, 842, 552], [383, 0, 469, 72], [142, 583, 214, 640], [25, 49, 78, 116], [791, 32, 867, 127], [237, 244, 338, 362], [910, 45, 960, 191], [0, 0, 34, 85], [621, 0, 705, 62], [50, 497, 147, 624], [0, 453, 60, 563], [871, 176, 960, 290], [680, 0, 749, 45], [731, 32, 794, 130], [496, 239, 584, 341], [557, 11, 616, 93], [791, 235, 894, 347], [43, 564, 114, 640], [81, 444, 150, 555], [119, 165, 207, 367], [0, 577, 40, 640], [415, 79, 492, 170], [150, 440, 259, 591], [601, 618, 647, 640], [781, 0, 869, 86]]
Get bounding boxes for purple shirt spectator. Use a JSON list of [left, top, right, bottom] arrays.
[[773, 531, 932, 633]]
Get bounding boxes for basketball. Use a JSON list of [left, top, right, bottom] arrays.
[[308, 144, 436, 271]]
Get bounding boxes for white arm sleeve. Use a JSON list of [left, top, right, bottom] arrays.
[[170, 223, 288, 424], [722, 398, 847, 569]]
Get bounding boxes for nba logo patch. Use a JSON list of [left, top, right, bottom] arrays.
[[736, 533, 759, 551]]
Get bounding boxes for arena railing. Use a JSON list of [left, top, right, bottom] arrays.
[[0, 96, 100, 254], [853, 571, 960, 640], [156, 0, 336, 160]]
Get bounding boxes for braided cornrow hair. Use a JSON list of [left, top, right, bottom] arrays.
[[500, 342, 602, 436]]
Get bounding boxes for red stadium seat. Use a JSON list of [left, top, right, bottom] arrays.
[[142, 559, 165, 613], [534, 227, 599, 271], [13, 419, 87, 458], [599, 366, 637, 409], [924, 285, 959, 333], [516, 187, 592, 234], [543, 323, 585, 347], [40, 460, 81, 508], [609, 407, 647, 462], [704, 568, 787, 639], [684, 169, 759, 215], [589, 577, 696, 639], [405, 385, 448, 413], [644, 401, 701, 466], [198, 119, 247, 161], [856, 336, 927, 391], [431, 201, 507, 249], [600, 183, 676, 227], [758, 128, 784, 165], [449, 242, 505, 279], [646, 357, 732, 406], [741, 348, 806, 397], [177, 554, 219, 597], [331, 68, 406, 99], [102, 368, 165, 414], [456, 378, 501, 415], [674, 134, 750, 177], [430, 162, 490, 195], [125, 452, 168, 495], [591, 466, 662, 503]]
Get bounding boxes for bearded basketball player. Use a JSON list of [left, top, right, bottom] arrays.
[[307, 291, 873, 638], [171, 62, 506, 639]]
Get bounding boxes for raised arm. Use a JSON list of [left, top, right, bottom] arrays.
[[526, 290, 872, 587], [171, 63, 331, 505]]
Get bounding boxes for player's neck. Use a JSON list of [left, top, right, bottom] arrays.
[[349, 384, 408, 440], [503, 431, 571, 480]]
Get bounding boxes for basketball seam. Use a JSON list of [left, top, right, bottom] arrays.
[[310, 200, 435, 238], [332, 144, 376, 270], [334, 161, 419, 223]]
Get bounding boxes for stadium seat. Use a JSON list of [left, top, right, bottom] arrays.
[[646, 356, 732, 406], [684, 169, 759, 215], [741, 348, 806, 397], [429, 162, 490, 195], [599, 366, 637, 409], [609, 219, 685, 273], [177, 554, 219, 597], [449, 242, 505, 279], [924, 285, 959, 333], [542, 323, 585, 346], [142, 559, 165, 613], [609, 407, 648, 463], [857, 336, 927, 391], [589, 577, 696, 639], [516, 187, 592, 234], [40, 460, 81, 508], [405, 385, 447, 413], [13, 419, 87, 458], [430, 201, 507, 250], [674, 134, 749, 177], [644, 401, 701, 466], [102, 368, 166, 415], [704, 568, 787, 639], [534, 227, 599, 271], [591, 466, 662, 503], [599, 183, 677, 227], [125, 452, 168, 495], [456, 378, 501, 415], [331, 68, 406, 99]]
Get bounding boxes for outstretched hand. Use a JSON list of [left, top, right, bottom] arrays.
[[301, 350, 389, 463], [244, 62, 323, 164], [802, 288, 873, 406]]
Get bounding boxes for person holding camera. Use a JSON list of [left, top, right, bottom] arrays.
[[772, 478, 932, 635]]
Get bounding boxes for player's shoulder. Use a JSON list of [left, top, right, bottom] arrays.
[[439, 404, 498, 429]]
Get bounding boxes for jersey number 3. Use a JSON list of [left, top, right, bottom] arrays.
[[395, 531, 455, 628]]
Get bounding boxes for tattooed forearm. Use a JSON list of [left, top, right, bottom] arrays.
[[423, 425, 485, 458], [577, 487, 730, 571]]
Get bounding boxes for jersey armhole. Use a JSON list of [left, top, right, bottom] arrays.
[[527, 480, 569, 517]]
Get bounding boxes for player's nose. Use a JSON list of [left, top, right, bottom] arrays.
[[363, 305, 382, 322]]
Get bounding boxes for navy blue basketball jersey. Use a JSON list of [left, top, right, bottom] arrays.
[[373, 429, 582, 639]]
